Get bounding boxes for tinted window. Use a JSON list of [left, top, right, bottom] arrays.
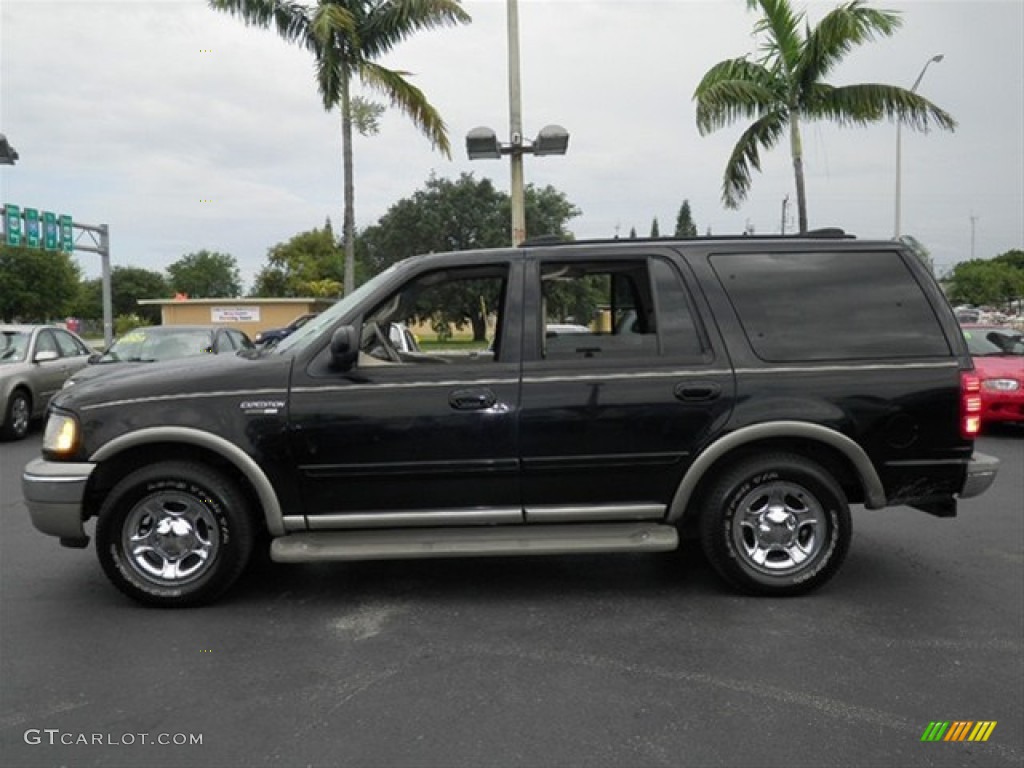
[[539, 260, 658, 361], [361, 265, 508, 363], [711, 250, 949, 361]]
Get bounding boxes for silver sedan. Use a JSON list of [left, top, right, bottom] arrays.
[[0, 324, 93, 440]]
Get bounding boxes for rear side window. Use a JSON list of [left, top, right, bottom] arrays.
[[711, 250, 949, 361]]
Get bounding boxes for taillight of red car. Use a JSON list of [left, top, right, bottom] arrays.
[[961, 371, 982, 439]]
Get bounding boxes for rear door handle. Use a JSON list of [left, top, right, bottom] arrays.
[[674, 382, 722, 402], [449, 387, 497, 411]]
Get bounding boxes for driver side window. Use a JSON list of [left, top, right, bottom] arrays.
[[359, 265, 510, 365]]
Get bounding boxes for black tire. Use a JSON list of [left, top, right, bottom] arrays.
[[699, 453, 851, 596], [95, 461, 255, 607], [1, 389, 31, 441]]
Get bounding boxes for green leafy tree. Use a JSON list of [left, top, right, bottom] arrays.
[[74, 266, 168, 324], [0, 245, 81, 322], [358, 173, 580, 339], [252, 223, 344, 297], [948, 259, 1024, 309], [694, 0, 956, 232], [674, 199, 698, 237], [993, 248, 1024, 272], [166, 250, 242, 298], [210, 0, 471, 297]]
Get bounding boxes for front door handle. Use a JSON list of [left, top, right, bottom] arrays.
[[449, 387, 496, 411], [674, 382, 722, 402]]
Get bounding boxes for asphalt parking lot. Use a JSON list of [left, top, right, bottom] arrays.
[[1, 428, 1021, 768]]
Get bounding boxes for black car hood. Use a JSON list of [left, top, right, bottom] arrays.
[[52, 351, 293, 413]]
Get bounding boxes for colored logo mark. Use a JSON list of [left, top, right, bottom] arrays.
[[921, 721, 997, 742]]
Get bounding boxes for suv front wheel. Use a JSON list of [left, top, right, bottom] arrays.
[[96, 461, 255, 607], [699, 453, 851, 595]]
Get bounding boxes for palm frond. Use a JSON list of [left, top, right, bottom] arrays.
[[361, 0, 471, 59], [694, 57, 782, 134], [747, 0, 805, 73], [799, 1, 901, 88], [208, 0, 313, 46], [358, 60, 452, 157], [807, 83, 956, 131], [721, 111, 788, 208]]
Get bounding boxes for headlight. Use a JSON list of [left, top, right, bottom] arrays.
[[982, 378, 1020, 392], [43, 411, 80, 455]]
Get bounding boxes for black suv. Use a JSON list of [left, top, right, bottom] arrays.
[[23, 231, 999, 606]]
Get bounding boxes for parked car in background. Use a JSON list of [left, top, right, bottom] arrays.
[[962, 327, 1024, 426], [64, 325, 255, 388], [253, 313, 317, 346], [962, 325, 1024, 356], [0, 324, 93, 440]]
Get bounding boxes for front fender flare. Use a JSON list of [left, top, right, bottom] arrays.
[[90, 427, 285, 536]]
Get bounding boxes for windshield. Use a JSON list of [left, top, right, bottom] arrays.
[[102, 329, 214, 362], [963, 328, 1024, 357], [273, 261, 407, 355], [0, 331, 29, 363]]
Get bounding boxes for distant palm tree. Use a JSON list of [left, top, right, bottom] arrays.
[[210, 0, 470, 293], [694, 0, 955, 233]]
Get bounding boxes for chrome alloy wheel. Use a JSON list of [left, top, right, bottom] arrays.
[[731, 481, 827, 575], [10, 395, 30, 437], [121, 491, 220, 585]]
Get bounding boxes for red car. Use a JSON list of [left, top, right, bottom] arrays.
[[962, 326, 1024, 425]]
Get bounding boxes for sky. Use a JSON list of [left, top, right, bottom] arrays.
[[1, 0, 1022, 291]]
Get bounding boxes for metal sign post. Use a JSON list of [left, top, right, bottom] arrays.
[[2, 204, 113, 347]]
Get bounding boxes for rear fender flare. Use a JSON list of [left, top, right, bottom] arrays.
[[667, 420, 886, 523]]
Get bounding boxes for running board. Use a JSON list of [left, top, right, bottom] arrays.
[[270, 523, 678, 563]]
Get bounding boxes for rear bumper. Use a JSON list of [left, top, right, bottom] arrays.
[[22, 458, 95, 541], [959, 452, 999, 499]]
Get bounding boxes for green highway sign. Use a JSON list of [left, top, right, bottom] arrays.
[[59, 214, 73, 252], [24, 207, 40, 248], [4, 205, 21, 246], [44, 211, 58, 250]]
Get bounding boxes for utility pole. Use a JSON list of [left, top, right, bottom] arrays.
[[780, 195, 789, 235], [970, 213, 979, 260]]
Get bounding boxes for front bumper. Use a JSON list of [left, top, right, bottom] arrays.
[[22, 458, 96, 544], [959, 452, 999, 499]]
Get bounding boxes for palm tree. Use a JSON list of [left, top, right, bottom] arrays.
[[694, 0, 955, 233], [210, 0, 471, 293]]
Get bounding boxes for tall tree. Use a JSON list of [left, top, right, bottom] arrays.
[[674, 199, 698, 237], [210, 0, 471, 296], [948, 259, 1024, 309], [0, 245, 80, 322], [650, 218, 660, 238], [694, 0, 955, 232], [251, 224, 344, 297], [357, 173, 580, 339], [166, 250, 242, 298], [74, 266, 168, 323]]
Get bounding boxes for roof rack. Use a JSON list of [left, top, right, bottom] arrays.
[[519, 228, 853, 247]]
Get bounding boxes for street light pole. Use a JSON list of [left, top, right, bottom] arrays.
[[466, 0, 568, 246], [507, 0, 526, 246], [894, 54, 944, 239]]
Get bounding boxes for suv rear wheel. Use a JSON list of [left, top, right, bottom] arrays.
[[699, 453, 851, 595], [96, 461, 254, 607]]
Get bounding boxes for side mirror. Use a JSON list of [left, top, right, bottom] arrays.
[[88, 352, 103, 364], [329, 326, 359, 371], [33, 350, 59, 363]]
